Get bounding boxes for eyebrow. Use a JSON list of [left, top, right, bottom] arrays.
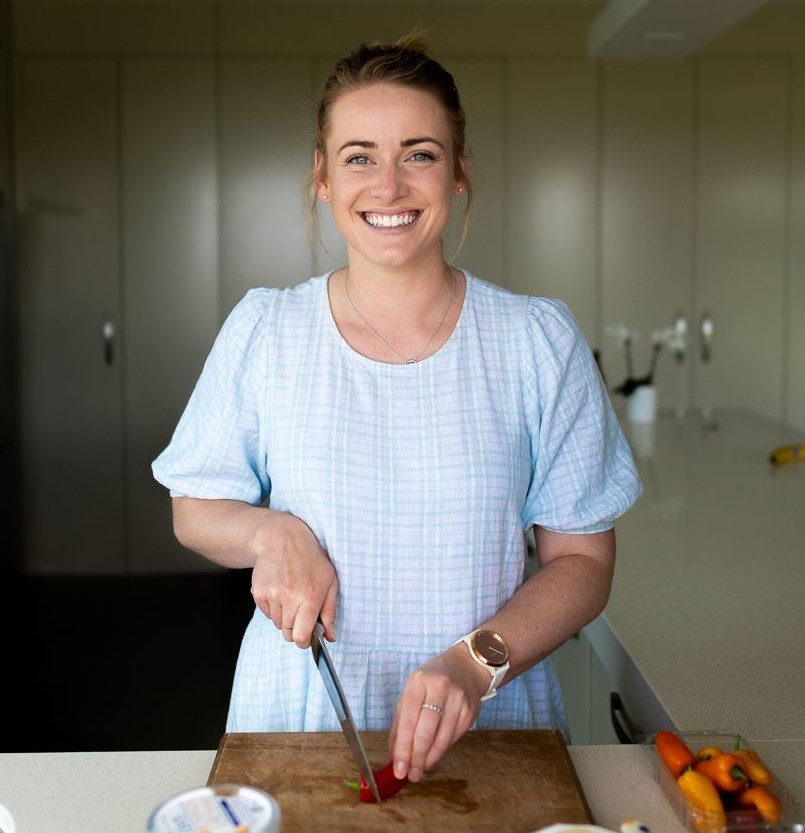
[[337, 136, 446, 154]]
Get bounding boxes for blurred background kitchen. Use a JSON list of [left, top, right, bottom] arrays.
[[1, 0, 804, 753]]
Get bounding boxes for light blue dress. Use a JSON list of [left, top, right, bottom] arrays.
[[152, 272, 641, 739]]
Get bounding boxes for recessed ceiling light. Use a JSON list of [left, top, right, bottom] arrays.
[[643, 31, 688, 41]]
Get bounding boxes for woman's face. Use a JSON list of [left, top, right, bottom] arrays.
[[316, 82, 466, 274]]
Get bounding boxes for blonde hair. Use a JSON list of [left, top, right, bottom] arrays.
[[305, 32, 473, 259]]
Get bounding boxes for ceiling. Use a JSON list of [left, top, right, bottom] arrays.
[[12, 0, 805, 59], [585, 0, 800, 58]]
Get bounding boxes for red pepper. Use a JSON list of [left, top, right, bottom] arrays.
[[345, 761, 409, 803], [655, 731, 696, 777]]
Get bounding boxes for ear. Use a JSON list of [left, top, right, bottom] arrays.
[[454, 152, 470, 196], [314, 149, 330, 202]]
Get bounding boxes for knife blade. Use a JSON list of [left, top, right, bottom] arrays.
[[310, 621, 382, 802]]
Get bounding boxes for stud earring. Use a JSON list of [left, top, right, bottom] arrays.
[[320, 193, 329, 202]]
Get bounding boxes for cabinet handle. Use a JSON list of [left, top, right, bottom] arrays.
[[102, 319, 115, 366], [700, 312, 714, 363], [610, 692, 643, 744]]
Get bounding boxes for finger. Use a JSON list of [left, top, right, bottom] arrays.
[[320, 578, 339, 641], [292, 601, 320, 649], [407, 703, 446, 782]]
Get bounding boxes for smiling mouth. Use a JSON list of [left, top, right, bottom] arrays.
[[362, 211, 420, 228]]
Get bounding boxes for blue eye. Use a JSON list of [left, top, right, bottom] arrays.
[[410, 151, 435, 162], [346, 154, 371, 165]]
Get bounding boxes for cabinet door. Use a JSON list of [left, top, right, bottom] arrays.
[[218, 58, 314, 313], [788, 59, 805, 431], [446, 59, 505, 284], [507, 61, 599, 343], [694, 61, 788, 421], [16, 58, 124, 573], [122, 59, 219, 573], [600, 62, 694, 410]]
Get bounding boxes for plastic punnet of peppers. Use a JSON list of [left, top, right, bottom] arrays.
[[654, 731, 783, 832]]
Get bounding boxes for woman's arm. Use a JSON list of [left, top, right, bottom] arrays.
[[172, 497, 339, 646], [389, 527, 615, 782]]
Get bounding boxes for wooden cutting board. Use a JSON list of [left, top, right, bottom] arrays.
[[208, 730, 593, 833]]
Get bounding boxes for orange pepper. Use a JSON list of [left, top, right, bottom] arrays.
[[737, 784, 782, 825], [695, 745, 724, 763], [695, 752, 748, 792], [655, 730, 695, 777], [677, 769, 726, 833], [734, 747, 773, 786]]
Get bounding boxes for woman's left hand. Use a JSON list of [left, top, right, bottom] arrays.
[[387, 645, 487, 783]]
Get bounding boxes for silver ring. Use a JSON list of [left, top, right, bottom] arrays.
[[421, 702, 444, 716]]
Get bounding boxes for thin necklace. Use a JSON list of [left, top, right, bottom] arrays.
[[344, 264, 456, 364]]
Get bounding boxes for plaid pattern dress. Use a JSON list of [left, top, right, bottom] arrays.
[[152, 272, 641, 739]]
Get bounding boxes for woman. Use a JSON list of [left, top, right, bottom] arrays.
[[152, 34, 641, 786]]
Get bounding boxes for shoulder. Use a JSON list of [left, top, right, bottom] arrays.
[[223, 275, 326, 336], [466, 273, 581, 347]]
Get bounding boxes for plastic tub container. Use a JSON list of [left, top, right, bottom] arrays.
[[644, 730, 801, 833], [147, 784, 281, 833]]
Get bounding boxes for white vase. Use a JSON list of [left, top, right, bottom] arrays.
[[627, 385, 657, 424]]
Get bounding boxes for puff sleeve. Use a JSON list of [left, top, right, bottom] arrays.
[[520, 298, 641, 534], [152, 290, 272, 505]]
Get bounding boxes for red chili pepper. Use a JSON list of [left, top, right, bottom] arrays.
[[655, 731, 696, 777], [345, 761, 409, 803]]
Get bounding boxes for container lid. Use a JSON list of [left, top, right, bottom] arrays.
[[147, 784, 281, 833]]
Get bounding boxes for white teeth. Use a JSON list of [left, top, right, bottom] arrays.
[[364, 212, 418, 228]]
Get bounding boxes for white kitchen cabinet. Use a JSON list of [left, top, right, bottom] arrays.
[[694, 60, 788, 422], [600, 62, 694, 411], [445, 59, 506, 284], [121, 59, 220, 573], [553, 630, 621, 746], [16, 57, 221, 573], [16, 58, 125, 573], [507, 60, 600, 344], [218, 58, 314, 311], [787, 59, 805, 430]]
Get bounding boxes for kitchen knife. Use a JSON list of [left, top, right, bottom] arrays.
[[310, 621, 382, 802]]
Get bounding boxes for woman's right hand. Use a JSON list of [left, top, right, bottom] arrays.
[[249, 512, 339, 648]]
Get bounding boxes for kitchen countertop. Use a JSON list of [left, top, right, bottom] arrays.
[[585, 408, 805, 803], [0, 745, 687, 833]]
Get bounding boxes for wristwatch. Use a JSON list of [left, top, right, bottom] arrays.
[[455, 629, 510, 701]]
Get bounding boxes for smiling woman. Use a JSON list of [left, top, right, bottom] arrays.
[[152, 31, 641, 790]]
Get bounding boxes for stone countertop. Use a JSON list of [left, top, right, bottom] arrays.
[[585, 409, 805, 803], [0, 745, 688, 833]]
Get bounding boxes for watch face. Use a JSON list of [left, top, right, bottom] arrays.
[[472, 630, 509, 667]]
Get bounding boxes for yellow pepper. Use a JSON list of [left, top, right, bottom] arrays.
[[734, 747, 773, 786], [677, 769, 726, 833]]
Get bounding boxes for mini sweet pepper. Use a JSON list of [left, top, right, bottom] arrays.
[[734, 747, 773, 786], [655, 731, 695, 777], [677, 769, 726, 833], [694, 752, 748, 792], [737, 784, 782, 825]]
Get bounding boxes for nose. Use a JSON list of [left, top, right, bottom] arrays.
[[373, 161, 408, 201]]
